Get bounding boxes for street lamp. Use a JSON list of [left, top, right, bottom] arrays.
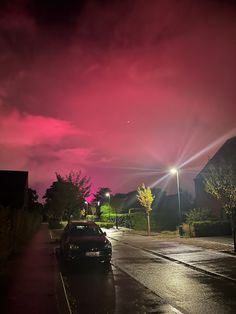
[[170, 168, 182, 236], [96, 201, 100, 221]]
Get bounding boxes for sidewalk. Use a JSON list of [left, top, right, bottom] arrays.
[[107, 227, 235, 253], [1, 223, 68, 314]]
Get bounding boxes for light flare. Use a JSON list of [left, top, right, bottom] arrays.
[[178, 128, 236, 169]]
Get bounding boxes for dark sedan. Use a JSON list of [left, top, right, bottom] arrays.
[[60, 221, 112, 264]]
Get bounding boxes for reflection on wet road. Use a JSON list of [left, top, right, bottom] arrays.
[[57, 231, 236, 314], [60, 261, 180, 313], [110, 231, 236, 314]]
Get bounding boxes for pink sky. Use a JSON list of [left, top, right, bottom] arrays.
[[0, 0, 236, 199]]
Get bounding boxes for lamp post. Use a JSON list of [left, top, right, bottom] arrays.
[[105, 191, 118, 228], [170, 168, 183, 236], [96, 201, 100, 221], [105, 192, 110, 220], [84, 201, 88, 220]]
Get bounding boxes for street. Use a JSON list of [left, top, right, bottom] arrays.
[[58, 230, 236, 314]]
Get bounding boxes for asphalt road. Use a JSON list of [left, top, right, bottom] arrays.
[[58, 230, 236, 314]]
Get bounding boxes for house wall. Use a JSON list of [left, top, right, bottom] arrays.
[[0, 170, 28, 210]]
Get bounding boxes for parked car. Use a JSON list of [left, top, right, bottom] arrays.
[[60, 221, 112, 264]]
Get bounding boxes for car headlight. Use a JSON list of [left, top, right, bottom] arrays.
[[69, 244, 80, 250]]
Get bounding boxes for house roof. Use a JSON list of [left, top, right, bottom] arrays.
[[195, 136, 236, 180], [0, 170, 28, 209]]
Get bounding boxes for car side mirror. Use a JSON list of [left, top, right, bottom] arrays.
[[103, 232, 107, 236]]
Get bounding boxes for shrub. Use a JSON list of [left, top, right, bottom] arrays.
[[86, 215, 96, 221], [100, 204, 115, 215], [185, 208, 213, 224]]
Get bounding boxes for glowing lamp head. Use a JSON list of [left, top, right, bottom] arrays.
[[105, 192, 110, 197], [170, 168, 178, 174]]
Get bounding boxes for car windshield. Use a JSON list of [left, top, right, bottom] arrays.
[[69, 224, 103, 236]]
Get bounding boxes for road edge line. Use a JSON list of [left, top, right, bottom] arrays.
[[59, 272, 72, 314]]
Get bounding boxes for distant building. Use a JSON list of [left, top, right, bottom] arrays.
[[0, 170, 28, 210], [194, 137, 236, 217]]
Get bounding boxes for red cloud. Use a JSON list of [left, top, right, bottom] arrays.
[[0, 110, 79, 146]]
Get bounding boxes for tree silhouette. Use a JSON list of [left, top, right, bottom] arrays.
[[204, 162, 236, 251], [44, 171, 91, 221]]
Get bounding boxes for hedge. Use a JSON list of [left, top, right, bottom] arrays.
[[100, 212, 160, 232], [101, 213, 131, 227], [189, 220, 231, 237], [129, 212, 159, 232], [88, 212, 170, 232]]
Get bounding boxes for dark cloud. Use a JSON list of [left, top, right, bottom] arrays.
[[27, 0, 85, 31], [0, 0, 236, 197]]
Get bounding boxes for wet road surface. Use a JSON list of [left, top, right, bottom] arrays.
[[58, 230, 236, 314], [60, 261, 180, 313], [109, 230, 236, 314], [109, 231, 236, 281]]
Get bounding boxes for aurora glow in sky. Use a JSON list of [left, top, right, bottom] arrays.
[[0, 0, 236, 198]]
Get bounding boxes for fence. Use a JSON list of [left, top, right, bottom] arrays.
[[0, 207, 42, 274]]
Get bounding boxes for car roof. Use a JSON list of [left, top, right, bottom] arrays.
[[68, 221, 97, 226]]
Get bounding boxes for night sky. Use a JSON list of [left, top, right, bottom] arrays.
[[0, 0, 236, 199]]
